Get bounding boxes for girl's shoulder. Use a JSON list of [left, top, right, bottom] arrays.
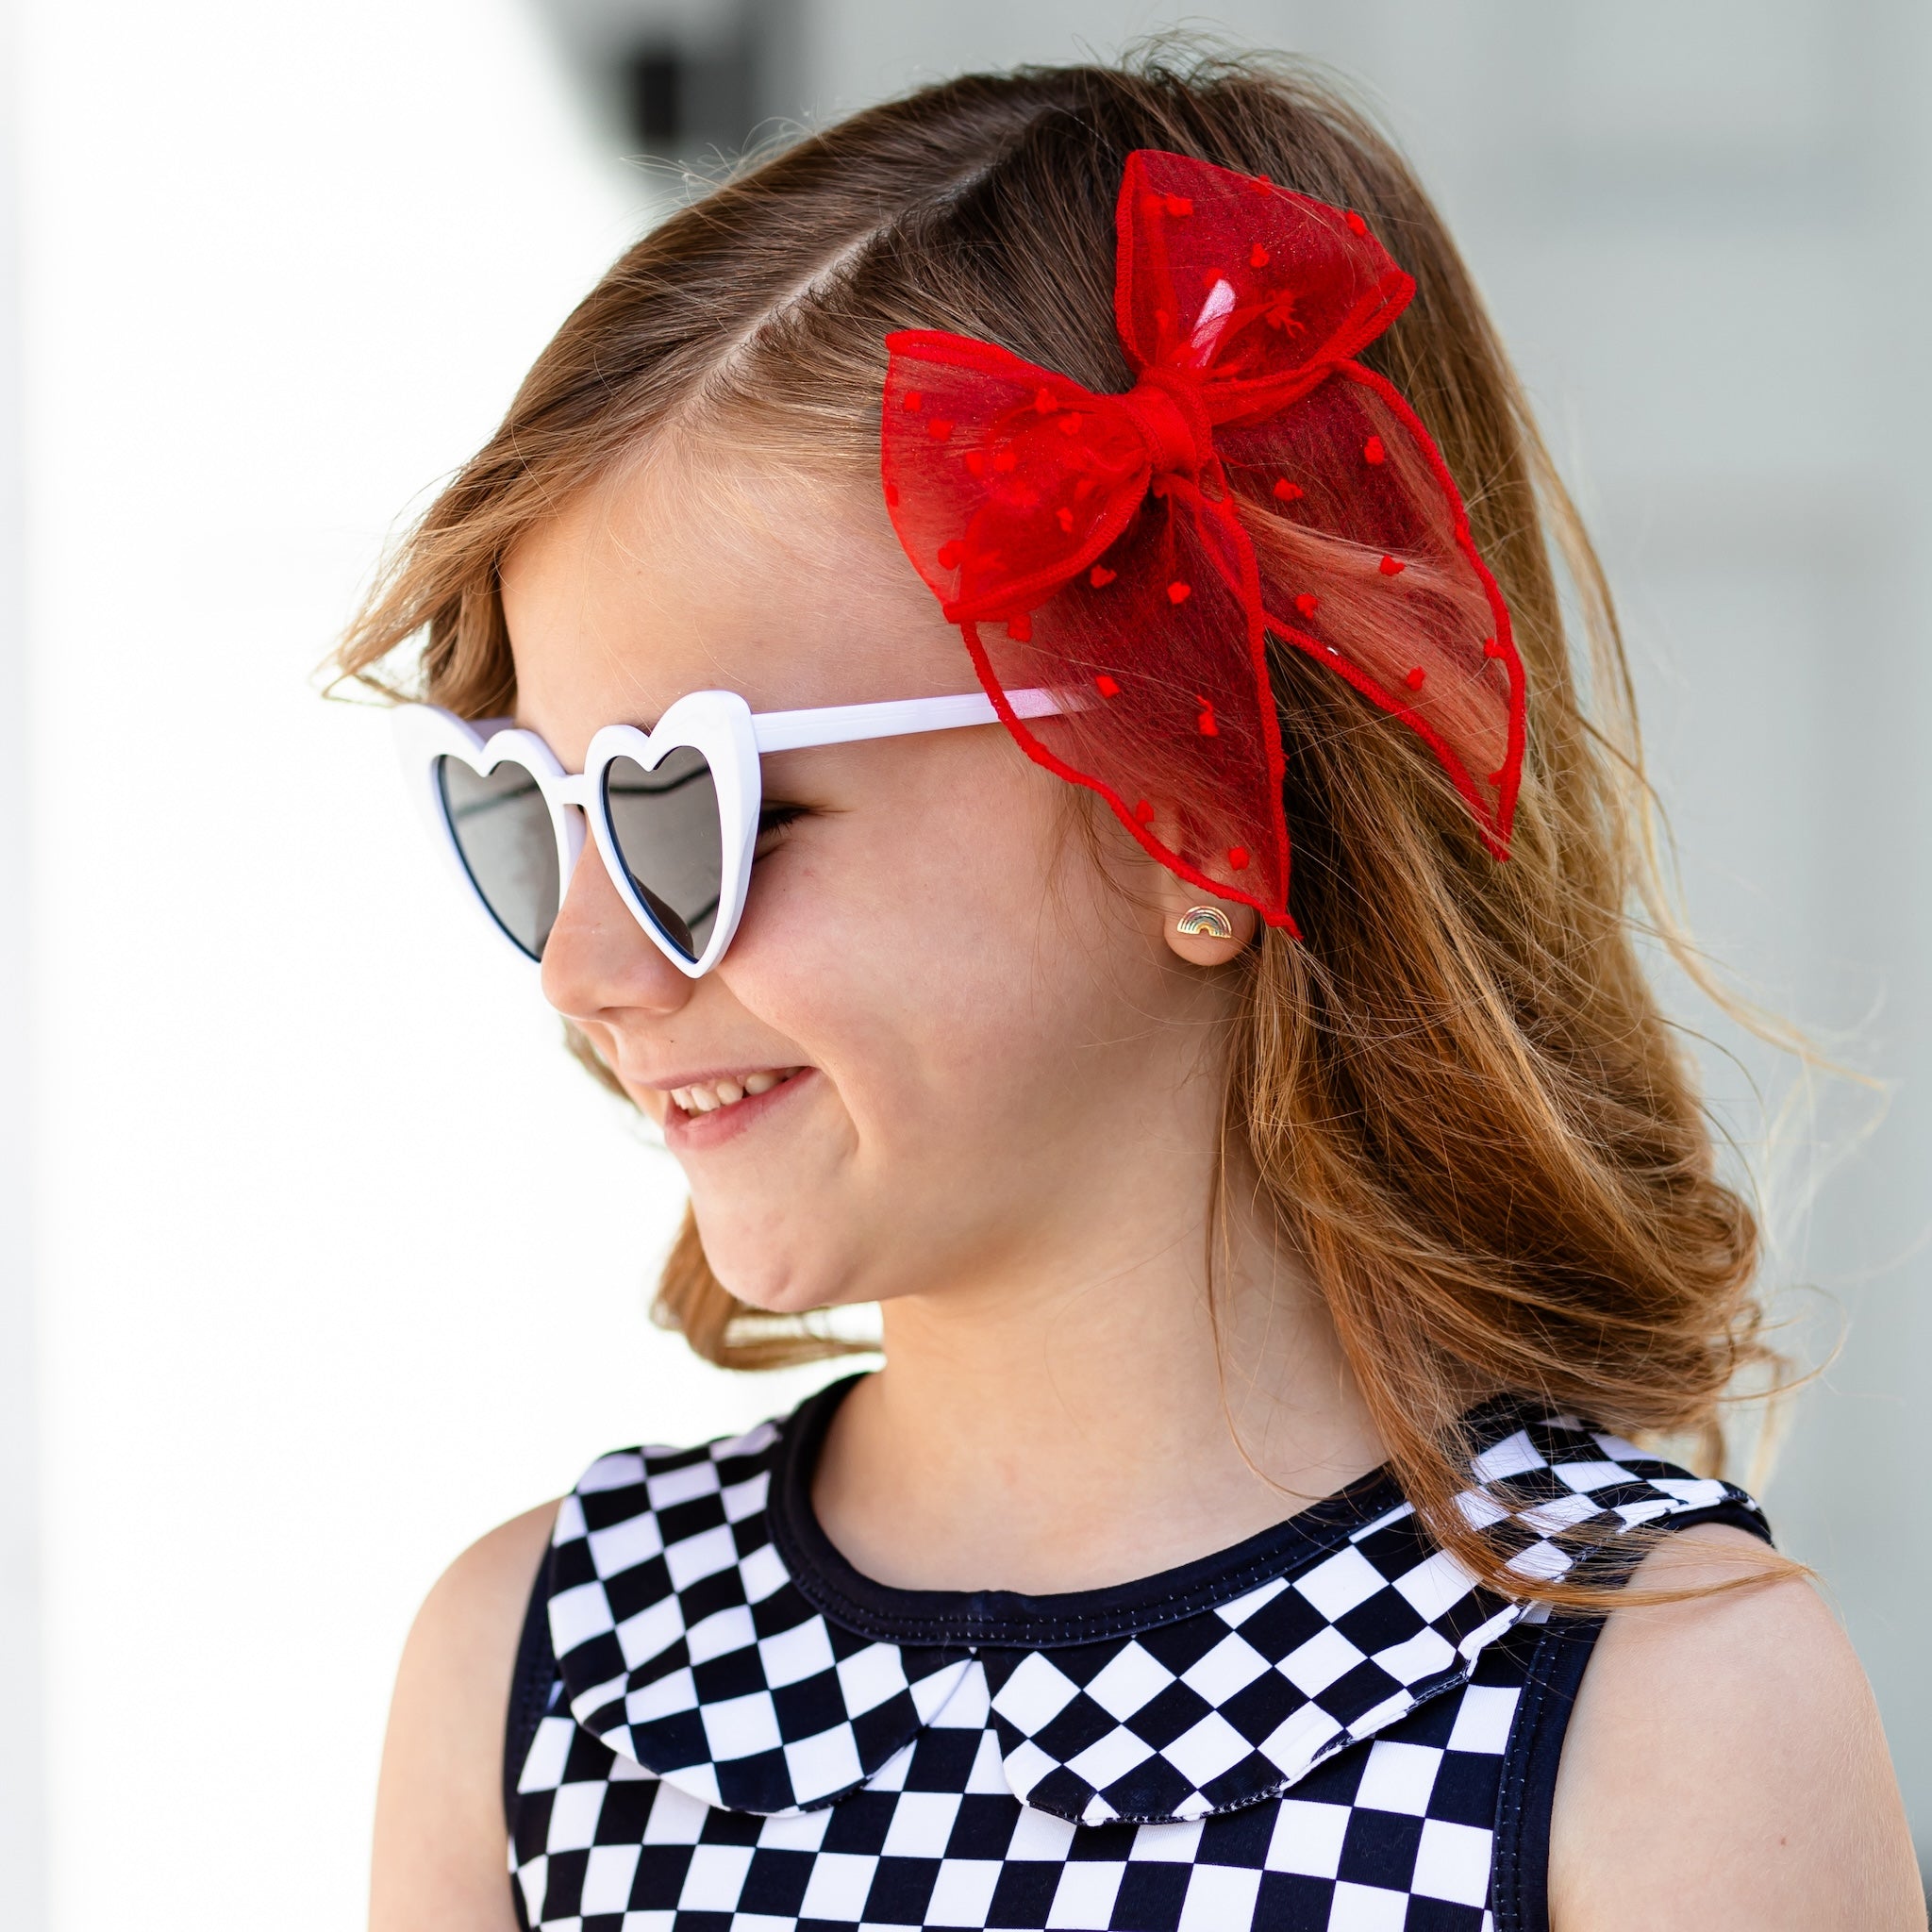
[[371, 1497, 558, 1932], [1550, 1524, 1925, 1929]]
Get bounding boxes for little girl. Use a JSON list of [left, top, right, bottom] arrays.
[[343, 55, 1921, 1932]]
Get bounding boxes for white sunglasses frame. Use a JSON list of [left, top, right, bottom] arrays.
[[393, 685, 1068, 977]]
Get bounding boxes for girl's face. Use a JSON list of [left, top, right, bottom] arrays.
[[502, 457, 1247, 1315]]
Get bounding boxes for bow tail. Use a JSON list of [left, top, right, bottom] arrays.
[[963, 478, 1296, 930], [1218, 368, 1524, 852]]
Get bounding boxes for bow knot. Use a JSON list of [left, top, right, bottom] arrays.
[[1120, 368, 1212, 477]]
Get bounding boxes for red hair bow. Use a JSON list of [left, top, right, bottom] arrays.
[[880, 148, 1524, 934]]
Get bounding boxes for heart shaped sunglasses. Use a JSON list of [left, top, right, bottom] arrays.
[[393, 686, 1067, 975]]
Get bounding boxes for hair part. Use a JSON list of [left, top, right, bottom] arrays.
[[341, 47, 1790, 1607]]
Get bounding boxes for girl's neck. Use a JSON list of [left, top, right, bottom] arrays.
[[809, 1189, 1386, 1596]]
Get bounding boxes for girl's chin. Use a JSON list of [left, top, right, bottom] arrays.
[[696, 1259, 855, 1321], [685, 1211, 879, 1322]]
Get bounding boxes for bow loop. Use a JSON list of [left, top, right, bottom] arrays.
[[880, 149, 1524, 931], [881, 336, 1152, 625], [1117, 150, 1416, 417]]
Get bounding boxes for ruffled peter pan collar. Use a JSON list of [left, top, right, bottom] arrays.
[[541, 1375, 1754, 1827]]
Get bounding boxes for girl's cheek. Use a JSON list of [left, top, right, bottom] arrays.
[[727, 740, 1084, 1105]]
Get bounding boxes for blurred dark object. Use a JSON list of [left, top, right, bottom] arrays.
[[537, 0, 796, 162], [624, 38, 757, 152]]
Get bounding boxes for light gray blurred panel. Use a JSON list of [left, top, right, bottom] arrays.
[[1616, 539, 1907, 1084], [1559, 0, 1840, 147], [1492, 230, 1875, 482], [1608, 529, 1859, 1234], [1622, 546, 1838, 982], [796, 0, 1114, 105], [1446, 0, 1886, 239], [1430, 0, 1885, 482], [549, 0, 747, 51], [791, 0, 1442, 114], [1537, 0, 1863, 189]]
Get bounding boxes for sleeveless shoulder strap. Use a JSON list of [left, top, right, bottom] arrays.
[[1488, 1493, 1772, 1932], [503, 1542, 560, 1831]]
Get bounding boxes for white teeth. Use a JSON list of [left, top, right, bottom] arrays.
[[670, 1069, 796, 1117]]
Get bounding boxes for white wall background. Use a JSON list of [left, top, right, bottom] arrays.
[[0, 0, 40, 1921], [12, 2, 847, 1926], [6, 1, 1927, 1926]]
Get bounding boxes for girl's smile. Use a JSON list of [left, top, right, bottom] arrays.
[[658, 1063, 813, 1149]]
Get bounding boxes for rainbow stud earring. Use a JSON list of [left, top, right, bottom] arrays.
[[1175, 906, 1235, 939]]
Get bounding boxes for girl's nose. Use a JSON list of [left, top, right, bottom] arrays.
[[540, 825, 696, 1021]]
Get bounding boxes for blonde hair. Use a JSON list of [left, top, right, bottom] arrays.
[[340, 51, 1787, 1603]]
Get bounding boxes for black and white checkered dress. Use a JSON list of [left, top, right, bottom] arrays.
[[505, 1377, 1766, 1932]]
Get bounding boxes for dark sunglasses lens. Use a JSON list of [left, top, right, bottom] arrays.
[[434, 756, 559, 961], [602, 749, 724, 963]]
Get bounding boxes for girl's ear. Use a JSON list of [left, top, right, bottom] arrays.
[[1154, 869, 1259, 967]]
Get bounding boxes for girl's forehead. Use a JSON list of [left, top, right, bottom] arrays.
[[501, 454, 964, 746]]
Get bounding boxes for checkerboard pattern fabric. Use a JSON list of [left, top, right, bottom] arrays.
[[983, 1504, 1518, 1826], [981, 1413, 1744, 1829], [511, 1400, 1763, 1930], [549, 1424, 974, 1813]]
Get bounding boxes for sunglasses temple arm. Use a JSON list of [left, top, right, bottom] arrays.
[[748, 686, 1070, 756]]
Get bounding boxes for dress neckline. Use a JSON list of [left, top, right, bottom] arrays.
[[541, 1384, 1759, 1822], [769, 1371, 1415, 1650]]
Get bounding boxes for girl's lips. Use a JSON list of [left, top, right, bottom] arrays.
[[661, 1066, 815, 1152]]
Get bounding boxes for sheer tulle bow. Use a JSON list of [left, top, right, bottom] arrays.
[[880, 148, 1524, 933]]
